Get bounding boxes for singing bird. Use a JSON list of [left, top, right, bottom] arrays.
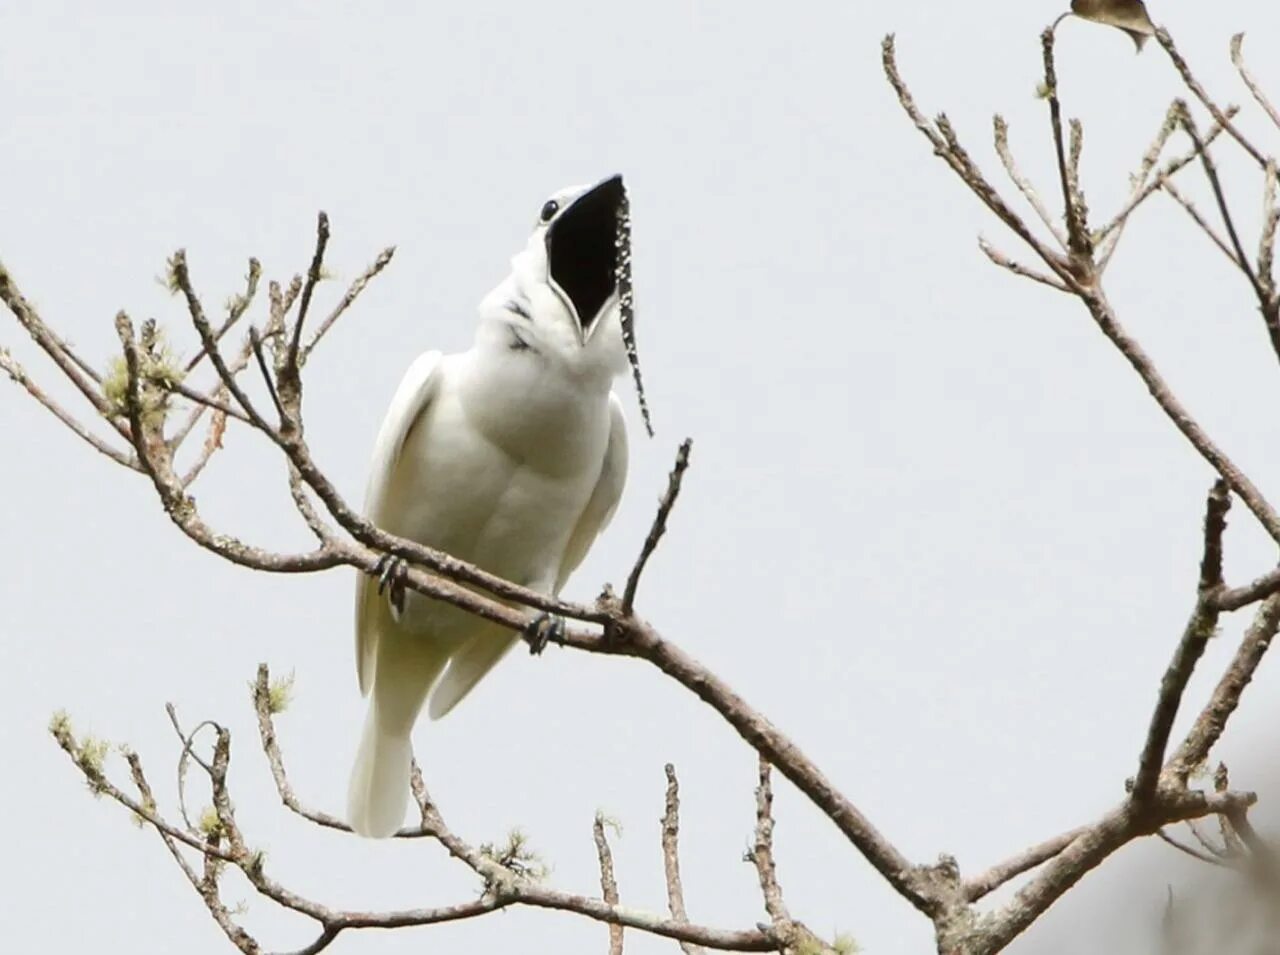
[[348, 175, 652, 837]]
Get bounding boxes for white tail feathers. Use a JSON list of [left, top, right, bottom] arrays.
[[427, 631, 518, 720], [347, 705, 413, 838]]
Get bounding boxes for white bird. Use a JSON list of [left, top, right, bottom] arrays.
[[347, 175, 650, 837]]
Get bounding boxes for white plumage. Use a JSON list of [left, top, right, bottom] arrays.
[[348, 176, 637, 837]]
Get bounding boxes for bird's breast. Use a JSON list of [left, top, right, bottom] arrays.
[[376, 352, 612, 616]]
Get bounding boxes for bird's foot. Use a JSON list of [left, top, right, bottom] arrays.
[[522, 612, 565, 656], [373, 554, 408, 616]]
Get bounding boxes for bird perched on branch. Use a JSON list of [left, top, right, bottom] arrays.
[[348, 175, 651, 837]]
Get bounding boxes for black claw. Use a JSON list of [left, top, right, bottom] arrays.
[[373, 554, 408, 615], [522, 612, 566, 656]]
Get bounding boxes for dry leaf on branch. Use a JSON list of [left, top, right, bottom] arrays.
[[1070, 0, 1156, 51]]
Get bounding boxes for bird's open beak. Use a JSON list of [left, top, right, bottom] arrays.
[[546, 174, 626, 343], [545, 173, 653, 436]]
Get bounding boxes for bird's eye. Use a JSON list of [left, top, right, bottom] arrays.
[[539, 199, 559, 223]]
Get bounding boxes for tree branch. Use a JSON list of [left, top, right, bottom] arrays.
[[1157, 28, 1266, 168], [1130, 482, 1229, 804], [593, 814, 624, 955], [1168, 594, 1280, 781], [0, 347, 138, 469], [961, 825, 1092, 903], [661, 764, 706, 955], [623, 438, 692, 613]]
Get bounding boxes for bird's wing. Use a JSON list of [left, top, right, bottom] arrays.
[[355, 350, 443, 695], [555, 391, 630, 592], [425, 393, 629, 721]]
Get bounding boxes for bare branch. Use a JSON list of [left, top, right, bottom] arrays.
[[975, 788, 1257, 952], [1041, 29, 1091, 258], [1158, 28, 1267, 169], [184, 258, 261, 373], [1215, 564, 1280, 611], [962, 825, 1092, 903], [1261, 159, 1279, 301], [301, 246, 396, 362], [1230, 34, 1280, 132], [1176, 105, 1268, 309], [169, 251, 276, 435], [1076, 286, 1280, 545], [747, 759, 790, 926], [287, 465, 337, 545], [1156, 829, 1232, 867], [0, 347, 138, 469], [1168, 594, 1280, 781], [279, 212, 330, 408], [623, 438, 692, 613], [881, 35, 1076, 290], [1097, 106, 1239, 268], [593, 814, 624, 955], [179, 407, 227, 488], [992, 115, 1069, 249], [168, 332, 258, 452], [565, 615, 936, 916], [1161, 179, 1249, 270], [1185, 817, 1233, 860], [124, 748, 261, 954], [252, 665, 360, 834], [0, 260, 131, 440], [1198, 481, 1230, 593], [249, 326, 286, 424], [1131, 482, 1229, 804], [661, 764, 706, 955], [978, 237, 1071, 292], [114, 313, 344, 576]]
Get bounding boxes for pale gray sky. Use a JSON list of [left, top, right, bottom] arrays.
[[3, 2, 1279, 953]]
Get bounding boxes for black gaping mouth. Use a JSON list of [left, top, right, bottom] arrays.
[[546, 174, 626, 337]]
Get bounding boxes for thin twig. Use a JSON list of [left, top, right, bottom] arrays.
[[1158, 28, 1267, 169], [179, 407, 227, 488], [1077, 286, 1280, 545], [1131, 482, 1229, 804], [1230, 34, 1280, 132], [992, 115, 1069, 249], [1097, 107, 1239, 268], [185, 258, 261, 373], [975, 787, 1256, 952], [1260, 159, 1278, 301], [661, 764, 705, 955], [1177, 104, 1268, 308], [1217, 563, 1280, 611], [169, 251, 275, 435], [1156, 829, 1231, 867], [124, 749, 261, 953], [74, 712, 780, 952], [882, 36, 1076, 292], [1168, 594, 1280, 781], [249, 326, 286, 424], [1161, 179, 1248, 269], [287, 465, 336, 545], [978, 237, 1070, 292], [1041, 29, 1091, 258], [593, 814, 624, 955], [0, 260, 132, 439], [0, 347, 138, 469], [169, 379, 252, 426], [301, 246, 396, 362], [747, 758, 789, 926], [280, 212, 330, 405], [962, 825, 1092, 903], [1183, 818, 1231, 861], [623, 439, 692, 613], [251, 664, 428, 838]]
